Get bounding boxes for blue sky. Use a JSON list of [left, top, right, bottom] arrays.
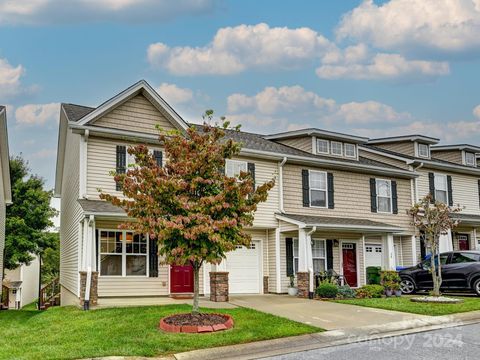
[[2, 0, 480, 192]]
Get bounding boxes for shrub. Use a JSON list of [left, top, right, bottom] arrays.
[[366, 266, 381, 285], [316, 282, 338, 298], [380, 271, 401, 290], [355, 284, 384, 299], [337, 285, 356, 299]]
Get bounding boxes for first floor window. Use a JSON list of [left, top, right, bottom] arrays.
[[309, 170, 327, 207], [465, 152, 476, 166], [99, 230, 148, 276], [293, 238, 299, 274], [225, 159, 247, 177], [434, 174, 448, 204], [317, 139, 329, 154], [292, 238, 326, 274], [376, 179, 392, 213]]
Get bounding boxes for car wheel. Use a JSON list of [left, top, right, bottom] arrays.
[[400, 278, 416, 294], [473, 278, 480, 297]]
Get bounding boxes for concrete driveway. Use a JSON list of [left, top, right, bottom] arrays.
[[229, 295, 431, 331]]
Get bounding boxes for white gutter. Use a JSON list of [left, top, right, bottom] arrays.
[[278, 157, 287, 213], [84, 215, 94, 310]]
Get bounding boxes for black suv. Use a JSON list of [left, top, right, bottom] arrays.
[[399, 251, 480, 296]]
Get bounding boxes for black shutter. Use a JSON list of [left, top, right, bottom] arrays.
[[302, 170, 310, 207], [370, 178, 377, 213], [447, 175, 453, 206], [149, 237, 159, 277], [286, 238, 294, 277], [327, 172, 335, 209], [326, 240, 334, 270], [391, 180, 398, 214], [428, 172, 435, 203], [116, 145, 126, 191], [153, 150, 162, 167], [247, 162, 256, 190]]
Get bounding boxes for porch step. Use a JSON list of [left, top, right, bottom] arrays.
[[170, 293, 194, 299]]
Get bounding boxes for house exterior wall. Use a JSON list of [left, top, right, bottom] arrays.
[[277, 137, 312, 153], [371, 142, 416, 157], [431, 150, 463, 164], [59, 129, 83, 297], [359, 149, 411, 170], [93, 94, 177, 135], [0, 161, 5, 286], [282, 163, 414, 231]]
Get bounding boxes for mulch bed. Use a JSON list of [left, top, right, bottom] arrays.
[[159, 313, 234, 333]]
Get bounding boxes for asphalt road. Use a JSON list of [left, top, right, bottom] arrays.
[[265, 323, 480, 360]]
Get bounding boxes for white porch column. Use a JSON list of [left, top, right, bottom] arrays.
[[382, 233, 396, 270], [474, 228, 479, 250], [411, 235, 418, 265], [297, 228, 310, 272], [275, 227, 282, 293], [439, 229, 453, 253]]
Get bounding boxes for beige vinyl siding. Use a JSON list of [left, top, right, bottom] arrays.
[[400, 236, 414, 266], [373, 142, 416, 157], [431, 150, 463, 164], [267, 228, 277, 292], [0, 162, 5, 285], [277, 137, 312, 153], [416, 168, 480, 215], [283, 164, 414, 231], [246, 229, 269, 278], [359, 149, 410, 170], [93, 94, 177, 135], [60, 130, 84, 296]]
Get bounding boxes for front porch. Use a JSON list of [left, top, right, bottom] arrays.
[[274, 214, 416, 294]]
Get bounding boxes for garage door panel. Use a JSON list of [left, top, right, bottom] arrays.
[[365, 243, 382, 267], [225, 241, 261, 294]]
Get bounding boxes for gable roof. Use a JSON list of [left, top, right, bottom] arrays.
[[431, 144, 480, 153], [0, 106, 12, 204], [265, 128, 368, 144], [62, 103, 95, 122], [368, 134, 439, 145]]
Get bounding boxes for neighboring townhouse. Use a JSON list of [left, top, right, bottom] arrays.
[[361, 136, 480, 260], [0, 106, 12, 291], [55, 80, 417, 307], [3, 256, 40, 309]]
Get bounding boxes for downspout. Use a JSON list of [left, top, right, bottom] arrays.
[[278, 157, 287, 213], [306, 226, 316, 299], [84, 215, 94, 310], [411, 162, 424, 263]]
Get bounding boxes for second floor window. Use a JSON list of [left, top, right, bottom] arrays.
[[376, 179, 392, 213], [226, 159, 247, 177], [309, 170, 327, 207], [418, 143, 430, 158], [434, 174, 448, 204], [465, 152, 476, 166], [317, 139, 329, 154], [344, 143, 356, 158], [331, 141, 343, 156]]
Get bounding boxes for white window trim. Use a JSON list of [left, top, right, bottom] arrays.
[[434, 173, 449, 204], [417, 143, 430, 158], [376, 178, 393, 214], [98, 229, 149, 278], [293, 237, 299, 274], [330, 141, 343, 156], [311, 238, 326, 273], [316, 139, 330, 155], [465, 151, 476, 166], [309, 170, 328, 208], [225, 159, 248, 177], [291, 238, 326, 274], [344, 143, 356, 159]]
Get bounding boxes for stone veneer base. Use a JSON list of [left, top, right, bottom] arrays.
[[158, 314, 234, 333]]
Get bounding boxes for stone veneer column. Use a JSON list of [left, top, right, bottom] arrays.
[[79, 271, 98, 307], [296, 272, 309, 298], [209, 272, 229, 302]]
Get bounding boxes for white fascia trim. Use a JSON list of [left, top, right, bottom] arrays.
[[70, 124, 161, 143], [369, 135, 439, 145], [432, 144, 480, 153], [275, 214, 306, 228], [76, 80, 189, 131], [409, 158, 480, 175], [83, 212, 128, 219], [0, 107, 12, 203]]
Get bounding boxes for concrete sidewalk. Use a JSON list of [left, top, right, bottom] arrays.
[[229, 295, 429, 330]]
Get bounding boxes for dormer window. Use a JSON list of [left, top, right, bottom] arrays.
[[331, 141, 343, 156], [465, 152, 476, 166], [317, 139, 329, 154], [344, 143, 356, 158], [418, 143, 430, 158]]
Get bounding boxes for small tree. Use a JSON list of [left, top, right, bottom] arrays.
[[409, 195, 460, 297], [100, 113, 275, 314]]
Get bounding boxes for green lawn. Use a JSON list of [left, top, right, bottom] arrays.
[[335, 296, 480, 316], [0, 305, 320, 360]]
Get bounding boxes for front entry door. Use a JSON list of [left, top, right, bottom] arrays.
[[458, 234, 469, 251], [170, 265, 194, 293], [342, 243, 358, 287]]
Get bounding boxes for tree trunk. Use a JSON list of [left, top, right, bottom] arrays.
[[192, 262, 200, 315], [430, 240, 442, 297]]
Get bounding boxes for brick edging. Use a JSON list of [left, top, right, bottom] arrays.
[[158, 314, 234, 333]]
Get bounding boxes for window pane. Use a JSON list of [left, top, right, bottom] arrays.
[[293, 239, 299, 257], [313, 259, 325, 273], [331, 141, 343, 155], [310, 172, 326, 189], [311, 190, 326, 207], [226, 160, 247, 177], [294, 258, 299, 274], [434, 175, 447, 191], [317, 139, 329, 154], [126, 256, 147, 276], [378, 197, 391, 213], [466, 152, 475, 166], [418, 144, 429, 157], [312, 240, 325, 258], [376, 180, 391, 197], [345, 143, 356, 157], [435, 190, 447, 204], [101, 255, 122, 276]]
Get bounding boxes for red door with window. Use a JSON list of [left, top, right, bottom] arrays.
[[170, 265, 194, 293], [342, 243, 358, 287], [458, 235, 469, 251]]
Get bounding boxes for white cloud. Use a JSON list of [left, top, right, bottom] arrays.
[[0, 57, 25, 98], [156, 83, 193, 105], [334, 101, 412, 124], [147, 23, 332, 75], [30, 148, 57, 159], [0, 0, 216, 25], [15, 103, 60, 126], [336, 0, 480, 56], [316, 53, 449, 80], [473, 104, 480, 119]]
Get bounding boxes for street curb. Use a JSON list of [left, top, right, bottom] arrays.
[[173, 311, 480, 360]]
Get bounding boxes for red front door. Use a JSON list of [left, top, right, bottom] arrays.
[[170, 265, 194, 293], [342, 243, 358, 287], [458, 235, 469, 251]]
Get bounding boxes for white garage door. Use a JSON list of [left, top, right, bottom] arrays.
[[365, 243, 383, 267], [225, 241, 261, 294]]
